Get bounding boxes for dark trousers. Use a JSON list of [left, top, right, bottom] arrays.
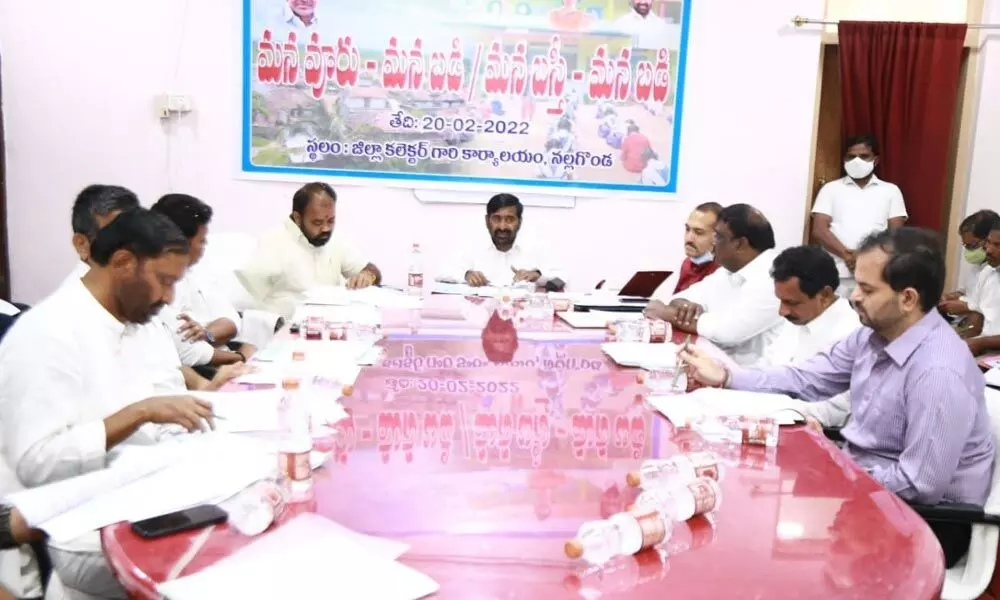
[[927, 519, 972, 568]]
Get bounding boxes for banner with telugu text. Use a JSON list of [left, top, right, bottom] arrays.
[[243, 0, 690, 196]]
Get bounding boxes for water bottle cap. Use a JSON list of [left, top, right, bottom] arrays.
[[281, 378, 301, 390], [564, 540, 584, 559], [625, 471, 641, 487], [291, 351, 306, 361]]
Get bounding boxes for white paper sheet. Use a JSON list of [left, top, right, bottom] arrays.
[[40, 435, 329, 543], [157, 514, 438, 600], [557, 310, 642, 329], [648, 388, 805, 427], [252, 339, 374, 364], [430, 281, 532, 298], [194, 390, 284, 433], [304, 286, 422, 309], [601, 342, 679, 368], [986, 366, 1000, 387]]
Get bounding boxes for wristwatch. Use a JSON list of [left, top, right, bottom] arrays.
[[205, 330, 216, 345], [0, 504, 16, 549]]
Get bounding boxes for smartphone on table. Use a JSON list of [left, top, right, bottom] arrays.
[[131, 504, 228, 539]]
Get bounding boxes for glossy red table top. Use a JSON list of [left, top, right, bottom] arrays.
[[101, 315, 944, 599]]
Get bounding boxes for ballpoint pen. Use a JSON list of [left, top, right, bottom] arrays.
[[671, 334, 692, 390]]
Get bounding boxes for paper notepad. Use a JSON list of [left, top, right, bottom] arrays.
[[157, 514, 439, 600], [986, 366, 1000, 388], [648, 388, 805, 426], [601, 342, 679, 368], [557, 310, 642, 329]]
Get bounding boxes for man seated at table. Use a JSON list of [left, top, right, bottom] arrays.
[[939, 210, 1000, 316], [644, 204, 782, 365], [63, 184, 141, 285], [448, 193, 563, 290], [236, 182, 381, 318], [0, 209, 218, 598], [151, 193, 256, 362], [957, 217, 1000, 356], [680, 226, 995, 568], [648, 202, 722, 302], [763, 244, 861, 429]]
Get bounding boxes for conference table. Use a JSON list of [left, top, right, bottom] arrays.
[[100, 294, 946, 599]]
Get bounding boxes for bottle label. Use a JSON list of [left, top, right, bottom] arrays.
[[690, 452, 720, 481], [740, 418, 774, 446], [688, 479, 717, 515], [279, 452, 311, 482], [633, 510, 667, 550], [408, 273, 424, 287]]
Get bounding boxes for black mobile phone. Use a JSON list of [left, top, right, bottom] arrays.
[[131, 504, 228, 539]]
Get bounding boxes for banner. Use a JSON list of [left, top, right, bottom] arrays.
[[243, 0, 691, 196]]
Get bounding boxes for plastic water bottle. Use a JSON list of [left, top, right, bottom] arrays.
[[630, 477, 721, 522], [407, 243, 424, 296], [625, 452, 720, 490], [277, 378, 312, 496], [564, 514, 643, 566]]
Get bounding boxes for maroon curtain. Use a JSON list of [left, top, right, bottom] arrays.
[[838, 21, 966, 232]]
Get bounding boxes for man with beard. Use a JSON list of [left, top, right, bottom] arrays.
[[680, 227, 994, 568], [0, 208, 216, 598], [647, 202, 721, 303], [455, 193, 563, 290], [236, 182, 381, 318], [612, 0, 679, 51]]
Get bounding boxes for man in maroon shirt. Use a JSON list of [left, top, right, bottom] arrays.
[[644, 202, 722, 318]]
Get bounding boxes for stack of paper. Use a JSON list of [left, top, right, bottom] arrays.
[[648, 388, 805, 426], [157, 514, 438, 600], [252, 339, 374, 364], [194, 389, 350, 433], [430, 281, 532, 298], [986, 366, 1000, 388], [37, 434, 330, 543], [304, 286, 421, 309], [601, 342, 679, 368]]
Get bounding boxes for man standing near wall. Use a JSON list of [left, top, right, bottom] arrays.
[[810, 134, 907, 298]]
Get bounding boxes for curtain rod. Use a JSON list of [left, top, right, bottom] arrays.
[[791, 16, 1000, 29]]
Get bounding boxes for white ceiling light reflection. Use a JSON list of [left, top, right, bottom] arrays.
[[776, 521, 805, 540]]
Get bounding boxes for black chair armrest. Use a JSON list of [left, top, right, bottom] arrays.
[[822, 427, 845, 443], [907, 502, 1000, 526]]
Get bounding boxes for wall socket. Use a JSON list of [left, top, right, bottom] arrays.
[[155, 94, 194, 119]]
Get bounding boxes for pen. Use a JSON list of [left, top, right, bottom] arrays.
[[672, 334, 692, 389]]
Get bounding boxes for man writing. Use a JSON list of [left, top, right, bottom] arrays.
[[236, 182, 381, 318], [648, 202, 721, 303], [811, 134, 907, 298], [0, 208, 217, 598], [644, 204, 783, 365], [680, 227, 994, 568]]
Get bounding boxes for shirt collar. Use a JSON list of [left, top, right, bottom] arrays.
[[489, 239, 521, 255], [843, 174, 882, 187], [730, 248, 775, 284], [804, 297, 853, 335], [880, 310, 943, 366], [67, 276, 128, 336], [283, 217, 322, 252]]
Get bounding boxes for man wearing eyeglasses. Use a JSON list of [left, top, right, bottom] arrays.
[[644, 204, 783, 365]]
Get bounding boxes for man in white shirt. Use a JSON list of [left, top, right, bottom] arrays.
[[811, 134, 907, 299], [647, 204, 783, 366], [151, 194, 254, 363], [963, 220, 1000, 356], [453, 193, 564, 290], [283, 0, 319, 29], [236, 182, 381, 319], [612, 0, 680, 50], [0, 209, 216, 599], [939, 210, 999, 318], [764, 245, 862, 429]]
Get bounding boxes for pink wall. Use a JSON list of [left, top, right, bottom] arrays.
[[0, 0, 824, 303]]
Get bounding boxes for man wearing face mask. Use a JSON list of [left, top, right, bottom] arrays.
[[645, 204, 784, 366], [236, 182, 381, 318], [647, 203, 721, 305], [958, 219, 1000, 355], [450, 193, 564, 290], [938, 210, 1000, 318], [680, 227, 994, 568], [811, 134, 907, 299]]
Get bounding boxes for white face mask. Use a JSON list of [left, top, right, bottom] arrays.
[[844, 157, 875, 180], [690, 251, 714, 265]]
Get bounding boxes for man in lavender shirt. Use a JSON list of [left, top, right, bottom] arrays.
[[681, 227, 995, 568]]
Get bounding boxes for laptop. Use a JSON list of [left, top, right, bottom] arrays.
[[618, 271, 673, 300]]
